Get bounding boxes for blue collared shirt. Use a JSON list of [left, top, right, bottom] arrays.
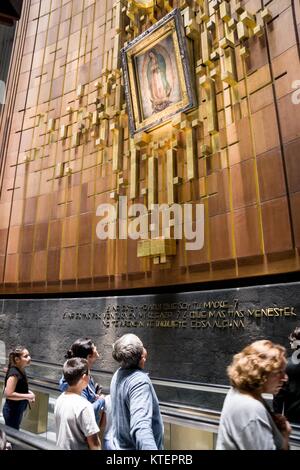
[[110, 368, 164, 450]]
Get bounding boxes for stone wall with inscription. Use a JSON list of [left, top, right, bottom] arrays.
[[1, 281, 299, 386]]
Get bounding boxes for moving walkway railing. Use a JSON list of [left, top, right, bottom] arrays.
[[0, 424, 61, 450], [27, 358, 230, 393]]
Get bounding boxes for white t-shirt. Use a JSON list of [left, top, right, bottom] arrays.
[[216, 388, 283, 450], [103, 394, 113, 440], [55, 392, 99, 450]]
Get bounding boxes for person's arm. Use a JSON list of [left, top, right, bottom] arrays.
[[281, 422, 291, 450], [86, 433, 101, 450], [129, 380, 157, 450], [271, 414, 291, 450], [238, 419, 277, 450], [79, 405, 101, 450], [99, 409, 106, 432], [4, 376, 35, 402], [273, 383, 287, 414]]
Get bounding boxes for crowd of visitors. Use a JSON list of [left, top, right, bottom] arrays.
[[1, 328, 300, 450]]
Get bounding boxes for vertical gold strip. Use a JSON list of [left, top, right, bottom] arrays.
[[64, 0, 87, 289], [186, 124, 196, 181], [111, 121, 123, 173], [148, 156, 157, 207], [130, 138, 139, 200], [207, 78, 218, 135], [167, 148, 175, 205], [201, 24, 212, 66], [241, 56, 265, 254], [24, 0, 54, 286]]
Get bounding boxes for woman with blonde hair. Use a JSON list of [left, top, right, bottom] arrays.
[[217, 340, 291, 450]]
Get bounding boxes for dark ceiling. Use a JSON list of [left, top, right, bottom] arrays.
[[0, 0, 23, 24]]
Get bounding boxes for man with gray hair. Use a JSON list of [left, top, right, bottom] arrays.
[[110, 333, 163, 450]]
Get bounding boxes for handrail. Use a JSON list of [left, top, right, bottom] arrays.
[[27, 358, 231, 394], [0, 424, 61, 450], [0, 362, 284, 406], [28, 360, 274, 399]]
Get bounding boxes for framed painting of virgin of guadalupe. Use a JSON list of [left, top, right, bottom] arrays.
[[121, 9, 197, 136]]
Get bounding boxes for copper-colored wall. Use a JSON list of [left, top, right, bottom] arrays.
[[0, 0, 299, 294]]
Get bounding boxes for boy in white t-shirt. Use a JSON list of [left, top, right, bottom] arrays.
[[55, 358, 101, 450]]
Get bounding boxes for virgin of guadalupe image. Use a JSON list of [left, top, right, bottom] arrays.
[[147, 49, 172, 113]]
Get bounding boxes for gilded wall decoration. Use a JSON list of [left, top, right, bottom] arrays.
[[0, 0, 299, 293], [121, 9, 196, 135]]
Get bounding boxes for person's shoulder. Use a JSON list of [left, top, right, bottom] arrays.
[[226, 389, 265, 413], [56, 393, 92, 408], [112, 367, 121, 378], [7, 366, 22, 378], [76, 396, 96, 416], [57, 392, 84, 403], [74, 393, 94, 409], [68, 392, 87, 402], [128, 369, 151, 385], [222, 389, 268, 427], [55, 391, 67, 404]]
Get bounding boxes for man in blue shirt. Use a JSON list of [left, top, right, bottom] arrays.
[[110, 334, 164, 450]]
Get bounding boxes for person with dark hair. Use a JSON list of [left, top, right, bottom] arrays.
[[59, 338, 105, 425], [217, 340, 291, 450], [110, 334, 163, 450], [2, 346, 35, 430], [273, 327, 300, 424], [55, 358, 101, 450]]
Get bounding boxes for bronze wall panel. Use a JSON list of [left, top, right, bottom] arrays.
[[0, 229, 7, 255], [93, 241, 108, 278], [47, 248, 60, 282], [234, 205, 262, 258], [261, 197, 293, 254], [32, 250, 47, 282], [0, 255, 4, 280], [7, 226, 20, 254], [284, 139, 300, 194], [231, 159, 257, 209], [19, 252, 32, 282], [291, 192, 300, 247], [257, 149, 287, 202], [35, 223, 48, 251], [78, 243, 92, 280], [210, 213, 233, 262], [0, 0, 299, 293]]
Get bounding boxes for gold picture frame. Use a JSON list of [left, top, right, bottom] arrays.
[[121, 9, 196, 136]]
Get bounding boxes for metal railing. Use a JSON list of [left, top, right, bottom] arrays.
[[0, 424, 61, 450]]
